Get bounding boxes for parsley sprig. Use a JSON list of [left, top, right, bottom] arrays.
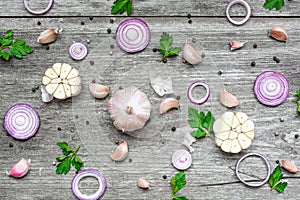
[[0, 30, 32, 61], [292, 90, 300, 117], [55, 142, 83, 175], [111, 0, 132, 16], [263, 0, 285, 11], [156, 32, 181, 62], [269, 164, 288, 193], [188, 107, 215, 139], [170, 171, 189, 200]]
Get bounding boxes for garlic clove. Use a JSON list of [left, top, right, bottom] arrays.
[[269, 26, 288, 42], [45, 68, 59, 79], [213, 118, 231, 133], [230, 41, 246, 51], [71, 85, 82, 96], [238, 133, 252, 149], [281, 160, 298, 173], [110, 141, 128, 161], [215, 138, 223, 147], [137, 178, 150, 189], [7, 158, 31, 178], [219, 90, 239, 108], [221, 140, 232, 153], [89, 83, 110, 99], [231, 139, 242, 153], [183, 43, 202, 65], [41, 85, 53, 103], [53, 84, 66, 99], [159, 98, 179, 114], [60, 64, 72, 79], [37, 29, 58, 44]]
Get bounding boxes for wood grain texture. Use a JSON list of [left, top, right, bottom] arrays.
[[0, 17, 299, 199], [1, 0, 300, 17]]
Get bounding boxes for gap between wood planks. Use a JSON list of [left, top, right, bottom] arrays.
[[0, 16, 300, 18]]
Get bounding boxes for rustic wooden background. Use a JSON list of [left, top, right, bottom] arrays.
[[0, 0, 299, 199]]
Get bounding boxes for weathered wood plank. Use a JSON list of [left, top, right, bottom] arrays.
[[1, 0, 300, 17], [0, 17, 299, 199]]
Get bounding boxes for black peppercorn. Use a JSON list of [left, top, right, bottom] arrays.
[[276, 160, 280, 164], [171, 127, 176, 132], [163, 175, 167, 179], [187, 14, 192, 18], [32, 88, 36, 92], [86, 121, 90, 125], [107, 28, 112, 34], [273, 56, 280, 63], [188, 19, 192, 24], [115, 140, 119, 145], [89, 16, 93, 20], [218, 71, 222, 75], [129, 159, 132, 163], [9, 143, 13, 148], [90, 61, 94, 65], [153, 48, 157, 52], [295, 134, 299, 139], [57, 127, 61, 131], [37, 21, 41, 26], [81, 21, 85, 25], [253, 43, 257, 48], [251, 62, 256, 67], [45, 45, 50, 50], [163, 59, 167, 63], [110, 19, 114, 23]]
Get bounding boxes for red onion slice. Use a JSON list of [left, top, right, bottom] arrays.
[[23, 0, 54, 15], [72, 169, 106, 200], [172, 149, 192, 170], [116, 18, 150, 53], [69, 43, 88, 60], [187, 82, 210, 105], [254, 71, 289, 106], [4, 103, 40, 140]]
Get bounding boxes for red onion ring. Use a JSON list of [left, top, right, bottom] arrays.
[[172, 149, 192, 170], [235, 153, 271, 187], [4, 103, 40, 140], [23, 0, 54, 15], [254, 71, 289, 106], [69, 43, 88, 60], [187, 82, 210, 105], [72, 169, 106, 200], [116, 18, 150, 53], [226, 0, 251, 26]]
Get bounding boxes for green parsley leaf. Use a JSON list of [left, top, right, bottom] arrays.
[[111, 0, 133, 16], [188, 108, 215, 139], [0, 30, 32, 61], [269, 164, 288, 193], [292, 90, 300, 116], [55, 142, 83, 175], [170, 171, 189, 200], [156, 32, 181, 62], [263, 0, 285, 11]]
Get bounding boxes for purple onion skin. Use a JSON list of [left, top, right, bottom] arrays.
[[187, 82, 210, 105], [23, 0, 54, 15]]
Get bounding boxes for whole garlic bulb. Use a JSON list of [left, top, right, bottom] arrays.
[[42, 63, 82, 100], [213, 112, 254, 153], [108, 87, 151, 132]]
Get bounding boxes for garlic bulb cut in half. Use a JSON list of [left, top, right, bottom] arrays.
[[213, 112, 254, 153], [108, 87, 151, 132], [42, 63, 82, 100]]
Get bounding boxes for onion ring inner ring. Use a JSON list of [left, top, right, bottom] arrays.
[[235, 153, 271, 187], [187, 82, 210, 105], [72, 169, 106, 200], [23, 0, 54, 15], [226, 0, 251, 26]]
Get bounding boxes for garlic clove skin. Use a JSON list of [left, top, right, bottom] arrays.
[[137, 178, 150, 189], [7, 158, 31, 178], [89, 83, 110, 99], [37, 29, 58, 44], [281, 160, 298, 173], [269, 26, 288, 42], [41, 85, 53, 103], [183, 43, 202, 65], [159, 98, 179, 114], [230, 41, 246, 51], [110, 141, 129, 161], [219, 90, 239, 108], [182, 132, 196, 153]]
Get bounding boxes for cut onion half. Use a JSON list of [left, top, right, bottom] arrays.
[[4, 103, 40, 140], [116, 18, 150, 53], [254, 71, 289, 106]]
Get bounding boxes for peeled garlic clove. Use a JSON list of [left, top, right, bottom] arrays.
[[281, 160, 298, 173], [269, 26, 288, 42], [219, 90, 239, 108], [183, 43, 202, 65], [37, 29, 58, 44], [42, 63, 82, 100], [137, 178, 150, 189], [89, 83, 110, 99], [7, 158, 31, 178], [159, 98, 179, 114], [230, 41, 246, 51], [110, 141, 128, 161], [41, 85, 53, 103]]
